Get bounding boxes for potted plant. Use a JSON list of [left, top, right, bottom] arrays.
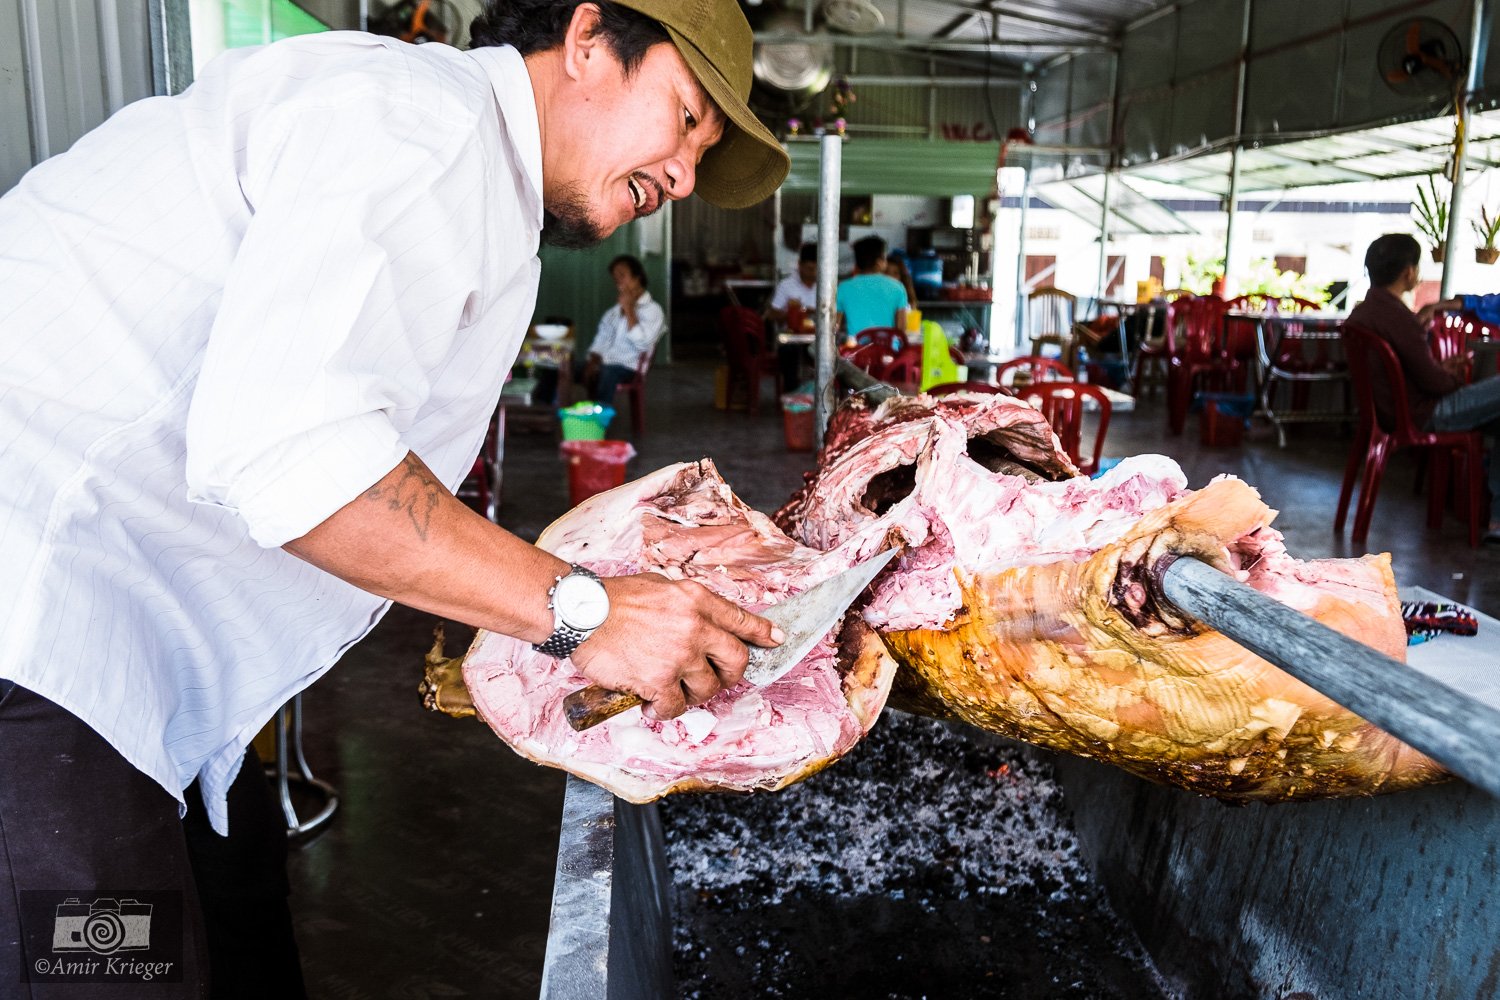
[[1413, 175, 1450, 263], [1474, 206, 1500, 264]]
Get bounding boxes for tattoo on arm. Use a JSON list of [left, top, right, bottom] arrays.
[[365, 454, 442, 541]]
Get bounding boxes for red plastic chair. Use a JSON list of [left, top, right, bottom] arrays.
[[1131, 296, 1184, 398], [877, 344, 966, 389], [928, 380, 1012, 396], [994, 356, 1075, 388], [1336, 323, 1485, 547], [608, 350, 653, 436], [456, 405, 503, 522], [720, 305, 779, 415], [1015, 381, 1113, 475], [852, 326, 909, 353], [1167, 295, 1233, 434]]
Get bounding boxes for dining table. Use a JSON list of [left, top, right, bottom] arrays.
[[1230, 309, 1351, 448]]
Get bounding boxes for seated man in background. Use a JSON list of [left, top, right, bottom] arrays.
[[1348, 233, 1500, 540], [837, 235, 909, 338], [577, 254, 665, 404], [767, 242, 819, 389]]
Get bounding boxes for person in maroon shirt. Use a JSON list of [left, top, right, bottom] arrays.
[[1347, 233, 1500, 540]]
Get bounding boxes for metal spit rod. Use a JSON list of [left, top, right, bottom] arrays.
[[1161, 556, 1500, 801]]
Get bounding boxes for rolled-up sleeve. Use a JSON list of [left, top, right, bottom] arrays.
[[185, 84, 488, 547]]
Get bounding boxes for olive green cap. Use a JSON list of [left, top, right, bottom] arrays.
[[613, 0, 790, 209]]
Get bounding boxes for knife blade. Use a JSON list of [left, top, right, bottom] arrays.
[[562, 548, 897, 732]]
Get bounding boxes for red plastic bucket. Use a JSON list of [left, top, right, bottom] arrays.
[[560, 440, 636, 506], [781, 393, 815, 452]]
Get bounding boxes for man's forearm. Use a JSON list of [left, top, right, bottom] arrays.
[[283, 452, 566, 643]]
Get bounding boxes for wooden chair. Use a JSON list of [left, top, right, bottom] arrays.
[[994, 355, 1075, 389], [1028, 286, 1077, 340], [608, 350, 654, 436], [720, 305, 779, 415], [1015, 381, 1113, 476], [1336, 323, 1485, 547]]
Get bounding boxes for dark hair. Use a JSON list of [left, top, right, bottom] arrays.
[[469, 1, 669, 77], [852, 235, 887, 271], [609, 253, 647, 289], [798, 242, 818, 264], [1365, 233, 1422, 287]]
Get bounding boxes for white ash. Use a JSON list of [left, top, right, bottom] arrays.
[[662, 709, 1090, 907]]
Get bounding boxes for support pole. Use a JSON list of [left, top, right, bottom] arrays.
[[1160, 556, 1500, 801], [1095, 170, 1114, 309], [1013, 167, 1031, 350], [1221, 0, 1252, 298], [1222, 146, 1241, 296], [815, 134, 843, 447], [1441, 0, 1488, 300]]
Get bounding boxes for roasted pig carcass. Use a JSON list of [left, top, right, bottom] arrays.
[[778, 391, 1445, 800], [459, 461, 899, 803]]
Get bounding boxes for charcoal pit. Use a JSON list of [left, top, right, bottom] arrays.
[[661, 712, 1167, 999]]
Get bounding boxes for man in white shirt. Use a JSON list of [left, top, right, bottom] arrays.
[[0, 1, 788, 995], [578, 254, 666, 403], [766, 242, 820, 389]]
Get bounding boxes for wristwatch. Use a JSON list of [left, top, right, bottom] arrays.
[[532, 565, 610, 659]]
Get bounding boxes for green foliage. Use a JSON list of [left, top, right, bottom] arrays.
[[1473, 205, 1500, 249], [1180, 252, 1329, 304], [1413, 175, 1450, 246], [1180, 251, 1225, 295], [1240, 261, 1331, 305]]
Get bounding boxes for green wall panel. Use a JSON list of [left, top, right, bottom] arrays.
[[782, 139, 1000, 196]]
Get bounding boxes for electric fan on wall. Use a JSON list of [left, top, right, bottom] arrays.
[[1377, 17, 1465, 97]]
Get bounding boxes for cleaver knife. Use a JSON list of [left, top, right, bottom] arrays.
[[562, 548, 897, 732]]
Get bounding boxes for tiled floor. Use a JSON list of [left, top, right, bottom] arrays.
[[287, 356, 1497, 998]]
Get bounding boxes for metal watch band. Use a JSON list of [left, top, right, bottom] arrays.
[[532, 565, 604, 659]]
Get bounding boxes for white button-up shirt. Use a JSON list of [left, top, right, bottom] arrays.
[[0, 33, 543, 833], [590, 290, 665, 370]]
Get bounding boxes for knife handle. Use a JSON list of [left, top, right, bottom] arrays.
[[564, 685, 644, 732]]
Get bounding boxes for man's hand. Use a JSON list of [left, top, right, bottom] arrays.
[[1418, 298, 1465, 327], [1442, 353, 1472, 379], [569, 573, 783, 721]]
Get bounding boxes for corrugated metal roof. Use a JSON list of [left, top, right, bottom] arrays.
[[751, 0, 1178, 72], [1121, 112, 1500, 195]]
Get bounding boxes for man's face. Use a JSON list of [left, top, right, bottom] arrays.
[[611, 262, 642, 295], [543, 33, 726, 249], [797, 260, 817, 286]]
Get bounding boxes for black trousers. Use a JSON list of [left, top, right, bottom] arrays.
[[0, 681, 306, 999]]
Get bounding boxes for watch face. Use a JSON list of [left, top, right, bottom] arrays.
[[554, 573, 610, 631]]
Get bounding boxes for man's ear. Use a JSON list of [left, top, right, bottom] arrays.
[[561, 3, 605, 83]]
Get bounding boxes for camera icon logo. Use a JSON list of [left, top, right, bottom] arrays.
[[52, 898, 153, 955]]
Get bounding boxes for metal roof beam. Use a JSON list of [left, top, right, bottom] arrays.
[[988, 3, 1118, 41], [752, 31, 1115, 54]]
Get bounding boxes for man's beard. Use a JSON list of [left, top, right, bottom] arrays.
[[541, 184, 606, 250]]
